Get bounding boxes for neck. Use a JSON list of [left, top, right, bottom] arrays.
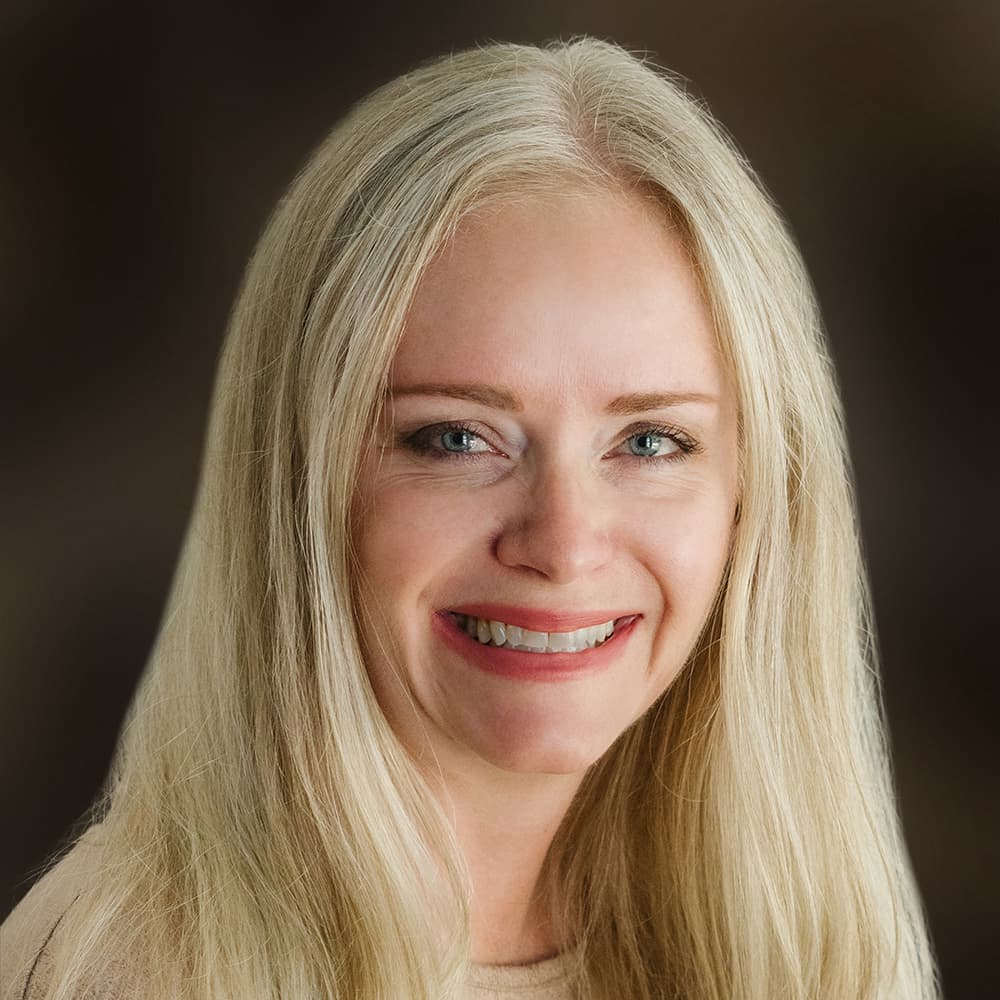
[[428, 759, 584, 965]]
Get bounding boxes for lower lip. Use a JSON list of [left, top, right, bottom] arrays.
[[432, 612, 639, 683]]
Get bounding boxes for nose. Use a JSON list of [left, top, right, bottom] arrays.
[[493, 464, 614, 584]]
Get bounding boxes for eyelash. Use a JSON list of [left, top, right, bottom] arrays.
[[400, 421, 702, 464]]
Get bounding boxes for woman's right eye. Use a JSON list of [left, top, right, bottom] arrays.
[[401, 422, 496, 459]]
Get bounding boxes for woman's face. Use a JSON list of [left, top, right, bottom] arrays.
[[354, 189, 739, 777]]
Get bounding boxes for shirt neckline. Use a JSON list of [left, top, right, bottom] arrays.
[[468, 948, 574, 989]]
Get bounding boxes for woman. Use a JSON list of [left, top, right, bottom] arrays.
[[1, 37, 939, 999]]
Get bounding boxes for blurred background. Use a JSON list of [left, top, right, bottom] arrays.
[[1, 2, 996, 996]]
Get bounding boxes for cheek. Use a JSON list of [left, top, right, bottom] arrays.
[[640, 486, 734, 576], [354, 476, 488, 602], [353, 483, 450, 713], [631, 489, 734, 669]]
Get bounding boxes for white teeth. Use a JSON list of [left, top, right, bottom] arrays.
[[456, 615, 619, 653], [521, 629, 547, 651], [546, 630, 576, 652]]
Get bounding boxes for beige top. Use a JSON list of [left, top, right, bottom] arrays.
[[0, 827, 576, 1000]]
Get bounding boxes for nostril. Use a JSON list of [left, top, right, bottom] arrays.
[[493, 515, 614, 582]]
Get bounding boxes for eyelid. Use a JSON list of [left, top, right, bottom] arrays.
[[399, 420, 507, 459], [607, 421, 702, 458]]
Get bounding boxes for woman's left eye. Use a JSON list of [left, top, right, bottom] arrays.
[[610, 425, 699, 462], [626, 431, 675, 458]]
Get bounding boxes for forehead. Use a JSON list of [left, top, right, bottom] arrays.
[[392, 189, 727, 405]]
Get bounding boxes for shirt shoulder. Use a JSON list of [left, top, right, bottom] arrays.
[[1, 823, 106, 999]]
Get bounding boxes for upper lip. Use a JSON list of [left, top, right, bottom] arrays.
[[444, 603, 639, 632]]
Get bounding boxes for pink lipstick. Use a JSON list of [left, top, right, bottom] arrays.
[[433, 608, 640, 683]]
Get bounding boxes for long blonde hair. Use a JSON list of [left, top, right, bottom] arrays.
[[36, 37, 938, 998]]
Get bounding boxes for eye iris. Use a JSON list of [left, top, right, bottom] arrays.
[[630, 432, 662, 457], [441, 428, 473, 452]]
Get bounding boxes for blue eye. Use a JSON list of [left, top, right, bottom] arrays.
[[627, 431, 670, 457], [440, 428, 478, 452], [613, 424, 699, 463], [402, 422, 495, 460]]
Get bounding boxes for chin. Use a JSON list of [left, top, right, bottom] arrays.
[[474, 732, 615, 776]]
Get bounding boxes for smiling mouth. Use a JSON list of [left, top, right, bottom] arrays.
[[445, 612, 638, 654]]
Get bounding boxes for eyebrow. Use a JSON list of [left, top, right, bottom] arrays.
[[391, 383, 524, 411], [603, 390, 718, 414], [390, 383, 717, 413]]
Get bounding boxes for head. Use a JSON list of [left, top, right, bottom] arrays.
[[81, 37, 934, 1000], [211, 38, 835, 784], [352, 185, 740, 780]]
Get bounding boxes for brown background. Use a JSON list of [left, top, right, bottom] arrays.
[[2, 3, 997, 997]]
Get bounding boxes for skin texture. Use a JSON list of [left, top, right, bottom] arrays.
[[353, 188, 739, 963]]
